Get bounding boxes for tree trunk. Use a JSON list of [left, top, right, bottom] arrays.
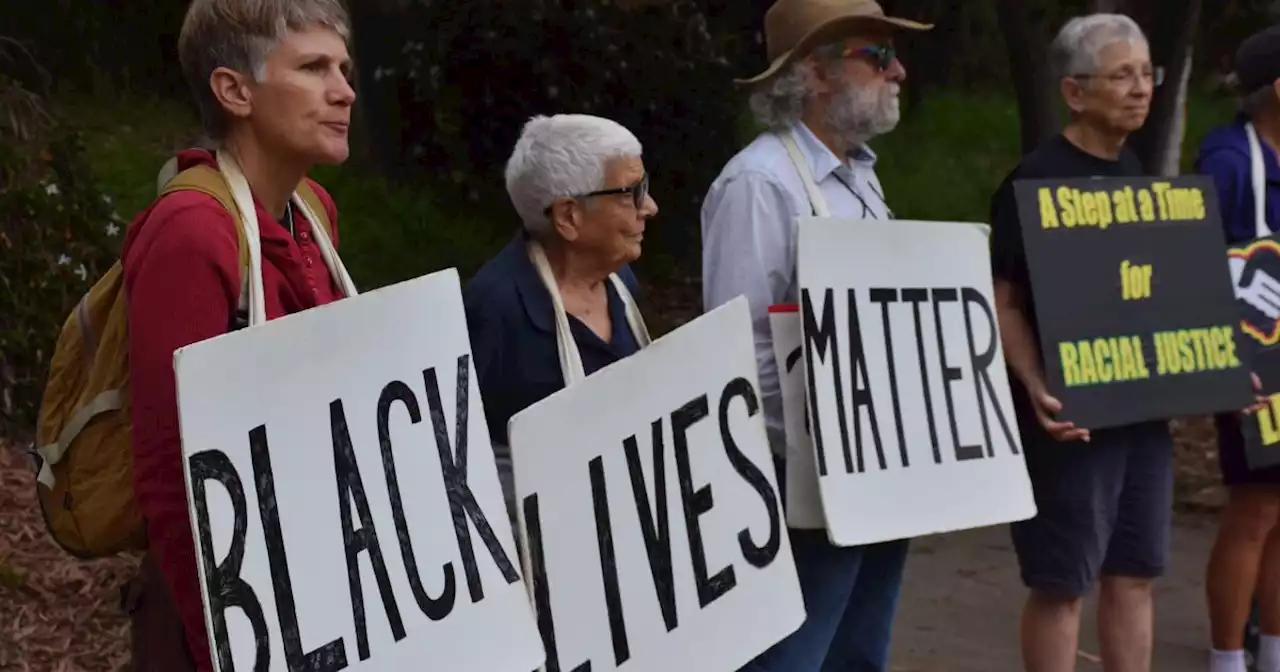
[[347, 0, 408, 179], [996, 0, 1059, 155], [1157, 48, 1194, 176], [1125, 0, 1201, 176]]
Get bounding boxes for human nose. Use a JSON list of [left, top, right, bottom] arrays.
[[331, 71, 356, 106], [640, 192, 658, 218], [885, 57, 906, 83], [1130, 74, 1153, 97]]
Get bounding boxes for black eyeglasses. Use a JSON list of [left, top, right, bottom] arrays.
[[844, 44, 897, 72], [545, 172, 650, 214], [1073, 66, 1166, 88]]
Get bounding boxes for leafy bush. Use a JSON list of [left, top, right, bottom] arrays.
[[0, 76, 124, 437], [383, 0, 755, 274]]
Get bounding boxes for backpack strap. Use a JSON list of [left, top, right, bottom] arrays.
[[160, 166, 252, 318], [293, 178, 358, 299], [158, 162, 357, 320], [296, 179, 333, 239]]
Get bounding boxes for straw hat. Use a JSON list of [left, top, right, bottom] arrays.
[[736, 0, 933, 86]]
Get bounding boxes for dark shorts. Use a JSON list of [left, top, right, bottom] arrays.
[[1010, 420, 1173, 598], [1216, 412, 1280, 486]]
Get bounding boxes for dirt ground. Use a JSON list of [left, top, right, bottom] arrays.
[[890, 512, 1220, 672]]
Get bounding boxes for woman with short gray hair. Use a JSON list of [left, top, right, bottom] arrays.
[[120, 1, 356, 669], [464, 114, 659, 516]]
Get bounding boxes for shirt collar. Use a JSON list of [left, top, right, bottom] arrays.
[[790, 120, 879, 182], [507, 232, 631, 343], [507, 232, 557, 334]]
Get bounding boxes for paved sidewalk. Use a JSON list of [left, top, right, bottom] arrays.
[[890, 512, 1218, 671]]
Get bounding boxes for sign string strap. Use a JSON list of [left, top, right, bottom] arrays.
[[778, 129, 832, 218], [216, 149, 269, 328], [526, 239, 651, 387], [216, 150, 360, 328], [778, 127, 988, 237], [1245, 121, 1271, 240], [292, 183, 360, 299]]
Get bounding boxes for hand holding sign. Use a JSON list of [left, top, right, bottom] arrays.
[[1247, 371, 1268, 415], [1027, 387, 1090, 444]]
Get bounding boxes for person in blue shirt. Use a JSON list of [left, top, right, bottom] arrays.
[[464, 113, 659, 520], [1196, 24, 1280, 672]]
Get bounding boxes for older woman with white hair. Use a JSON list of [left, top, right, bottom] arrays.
[[464, 113, 659, 512]]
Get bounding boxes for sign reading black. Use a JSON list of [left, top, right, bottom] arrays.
[[1227, 234, 1280, 469], [1013, 175, 1254, 429]]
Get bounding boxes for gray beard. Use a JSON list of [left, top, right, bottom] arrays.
[[825, 80, 900, 155]]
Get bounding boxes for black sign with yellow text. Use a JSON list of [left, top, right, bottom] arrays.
[[1014, 175, 1255, 430], [1228, 234, 1280, 469]]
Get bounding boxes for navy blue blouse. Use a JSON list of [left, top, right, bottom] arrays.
[[463, 232, 643, 445]]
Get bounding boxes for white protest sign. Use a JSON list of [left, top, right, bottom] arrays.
[[508, 296, 805, 672], [174, 269, 544, 672], [796, 219, 1037, 546], [768, 305, 825, 530]]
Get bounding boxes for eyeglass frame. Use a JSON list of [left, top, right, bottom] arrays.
[[543, 172, 650, 215], [1071, 65, 1166, 89], [843, 44, 898, 72]]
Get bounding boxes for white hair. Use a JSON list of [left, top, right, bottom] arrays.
[[1050, 13, 1149, 80], [748, 42, 847, 128], [505, 114, 643, 235]]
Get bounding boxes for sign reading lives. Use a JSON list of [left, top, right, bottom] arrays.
[[173, 269, 544, 672], [1014, 176, 1254, 429], [1228, 234, 1280, 469], [796, 218, 1037, 547], [507, 297, 805, 672]]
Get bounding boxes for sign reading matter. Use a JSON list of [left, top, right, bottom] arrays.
[[508, 296, 805, 672], [174, 269, 544, 672], [796, 218, 1037, 547], [1228, 235, 1280, 469], [1014, 176, 1255, 429]]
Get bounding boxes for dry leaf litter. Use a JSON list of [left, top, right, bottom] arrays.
[[1, 441, 136, 672]]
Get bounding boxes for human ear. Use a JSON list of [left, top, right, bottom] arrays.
[[803, 57, 835, 96], [1060, 76, 1086, 113], [549, 199, 581, 242], [210, 66, 254, 122]]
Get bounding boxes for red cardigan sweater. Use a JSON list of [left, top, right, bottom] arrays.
[[121, 149, 346, 671]]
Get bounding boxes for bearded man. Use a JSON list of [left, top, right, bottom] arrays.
[[700, 1, 931, 670]]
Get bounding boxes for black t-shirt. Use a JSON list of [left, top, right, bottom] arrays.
[[989, 134, 1145, 433], [989, 133, 1145, 340]]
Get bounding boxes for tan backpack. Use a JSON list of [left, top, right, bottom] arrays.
[[33, 163, 332, 558]]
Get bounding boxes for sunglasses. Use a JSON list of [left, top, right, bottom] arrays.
[[843, 44, 897, 72], [547, 172, 650, 214]]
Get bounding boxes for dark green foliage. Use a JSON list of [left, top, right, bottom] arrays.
[[1, 81, 125, 436], [389, 0, 755, 274]]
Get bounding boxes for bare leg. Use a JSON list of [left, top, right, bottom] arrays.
[[1207, 486, 1280, 650], [1021, 590, 1082, 672], [1098, 576, 1153, 671], [1259, 523, 1280, 635]]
